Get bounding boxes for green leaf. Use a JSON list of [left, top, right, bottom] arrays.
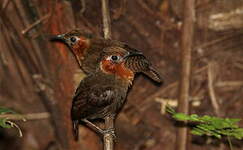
[[191, 128, 205, 136], [173, 113, 190, 121], [166, 106, 243, 140], [0, 118, 11, 128], [0, 107, 16, 114]]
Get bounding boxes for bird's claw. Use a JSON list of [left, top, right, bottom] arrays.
[[102, 128, 117, 141]]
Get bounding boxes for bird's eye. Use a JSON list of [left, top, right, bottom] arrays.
[[70, 37, 77, 43], [111, 55, 119, 61], [106, 55, 122, 62]]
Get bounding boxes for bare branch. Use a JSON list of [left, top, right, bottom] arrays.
[[175, 0, 195, 150], [103, 116, 114, 150], [1, 0, 11, 11], [101, 0, 111, 39], [207, 62, 220, 116], [21, 13, 51, 35], [0, 112, 50, 121]]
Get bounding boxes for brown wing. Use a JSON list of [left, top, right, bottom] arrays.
[[72, 85, 116, 119], [71, 81, 116, 140]]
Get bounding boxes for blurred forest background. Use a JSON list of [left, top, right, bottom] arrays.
[[1, 0, 243, 150]]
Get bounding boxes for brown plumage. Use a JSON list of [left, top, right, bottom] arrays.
[[50, 29, 162, 83], [71, 49, 137, 140]]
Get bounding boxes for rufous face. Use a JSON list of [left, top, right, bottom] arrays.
[[66, 36, 90, 60], [100, 54, 134, 81], [50, 30, 90, 60]]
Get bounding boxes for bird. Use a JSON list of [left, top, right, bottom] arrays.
[[50, 29, 162, 83], [71, 48, 140, 141]]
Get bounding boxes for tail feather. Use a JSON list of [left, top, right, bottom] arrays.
[[143, 67, 162, 83], [124, 54, 162, 83], [72, 120, 79, 141]]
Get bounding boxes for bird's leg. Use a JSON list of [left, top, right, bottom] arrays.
[[82, 119, 104, 134], [82, 118, 116, 139]]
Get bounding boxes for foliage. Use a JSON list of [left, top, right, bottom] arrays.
[[166, 106, 243, 140], [0, 107, 23, 137]]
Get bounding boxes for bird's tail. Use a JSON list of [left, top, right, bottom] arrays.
[[72, 120, 79, 141], [143, 67, 163, 83]]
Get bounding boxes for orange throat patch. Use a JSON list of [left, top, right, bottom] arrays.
[[101, 60, 134, 84], [71, 38, 89, 62]]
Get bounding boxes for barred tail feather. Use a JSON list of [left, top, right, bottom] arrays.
[[143, 67, 162, 83]]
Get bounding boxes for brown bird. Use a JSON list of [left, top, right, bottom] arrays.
[[50, 29, 162, 83], [71, 48, 138, 140]]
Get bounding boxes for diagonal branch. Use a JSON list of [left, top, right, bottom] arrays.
[[21, 13, 51, 35]]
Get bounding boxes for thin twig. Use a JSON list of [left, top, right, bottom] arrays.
[[139, 82, 178, 112], [80, 0, 86, 14], [1, 0, 10, 11], [101, 0, 111, 39], [112, 0, 127, 20], [175, 0, 195, 150], [234, 62, 243, 71], [215, 81, 243, 87], [21, 13, 51, 35], [0, 112, 50, 121], [207, 62, 220, 116], [137, 65, 208, 113], [207, 62, 225, 150]]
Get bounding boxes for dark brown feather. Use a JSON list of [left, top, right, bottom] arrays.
[[71, 71, 129, 140], [124, 54, 162, 83]]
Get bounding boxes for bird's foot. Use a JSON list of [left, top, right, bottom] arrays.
[[82, 119, 116, 141], [102, 128, 116, 141]]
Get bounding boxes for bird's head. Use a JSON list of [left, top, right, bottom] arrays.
[[50, 29, 91, 59], [100, 47, 142, 82]]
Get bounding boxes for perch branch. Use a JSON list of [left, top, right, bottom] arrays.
[[101, 0, 114, 149], [104, 116, 114, 150], [175, 0, 195, 150]]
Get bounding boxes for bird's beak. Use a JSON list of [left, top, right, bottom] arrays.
[[124, 51, 143, 59], [49, 34, 66, 42]]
